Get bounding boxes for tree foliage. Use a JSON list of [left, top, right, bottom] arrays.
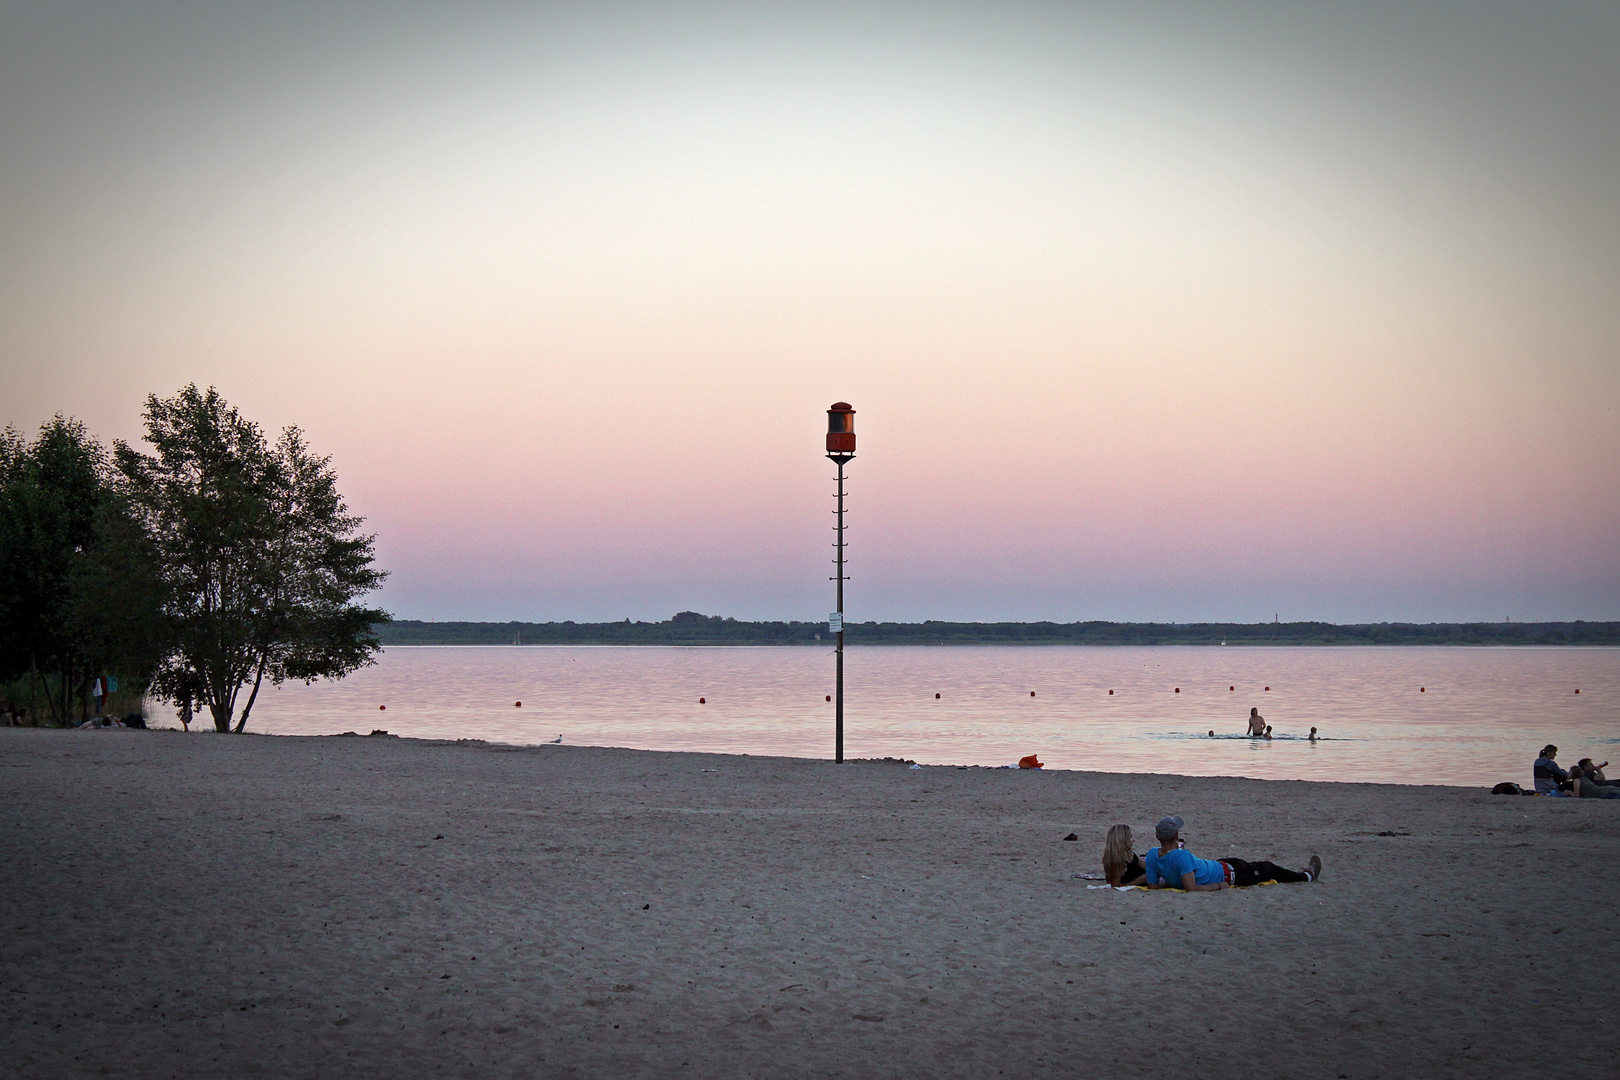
[[113, 385, 389, 732], [0, 417, 164, 724]]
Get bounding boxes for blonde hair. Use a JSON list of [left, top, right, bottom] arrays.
[[1102, 824, 1136, 885]]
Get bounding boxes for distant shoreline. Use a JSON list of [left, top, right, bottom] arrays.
[[377, 615, 1619, 648]]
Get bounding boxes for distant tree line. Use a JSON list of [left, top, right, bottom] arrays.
[[379, 612, 1619, 647], [0, 386, 388, 730]]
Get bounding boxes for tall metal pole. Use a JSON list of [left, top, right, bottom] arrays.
[[834, 457, 846, 764], [825, 401, 855, 765]]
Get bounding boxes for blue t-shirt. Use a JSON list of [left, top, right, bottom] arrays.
[[1145, 847, 1225, 887]]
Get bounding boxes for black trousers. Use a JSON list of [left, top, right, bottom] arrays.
[[1224, 857, 1311, 887]]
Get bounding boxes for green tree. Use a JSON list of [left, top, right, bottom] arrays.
[[113, 385, 389, 732], [64, 491, 171, 708], [0, 417, 163, 725]]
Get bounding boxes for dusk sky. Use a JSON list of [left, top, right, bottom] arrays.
[[2, 1, 1616, 624]]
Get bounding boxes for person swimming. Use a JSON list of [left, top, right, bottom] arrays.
[[1247, 708, 1266, 736], [1308, 727, 1318, 742]]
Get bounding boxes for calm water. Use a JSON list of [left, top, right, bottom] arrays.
[[165, 645, 1620, 786]]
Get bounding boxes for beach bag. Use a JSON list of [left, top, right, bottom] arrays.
[[1490, 782, 1522, 795]]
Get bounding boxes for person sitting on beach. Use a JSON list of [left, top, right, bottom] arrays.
[[1102, 824, 1146, 886], [1534, 745, 1569, 794], [1143, 816, 1321, 891], [1247, 709, 1266, 736]]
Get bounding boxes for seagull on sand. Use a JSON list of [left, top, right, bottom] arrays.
[[549, 734, 562, 744]]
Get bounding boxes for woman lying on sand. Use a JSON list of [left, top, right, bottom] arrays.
[[1101, 824, 1147, 886], [1144, 816, 1321, 891], [1571, 761, 1620, 800]]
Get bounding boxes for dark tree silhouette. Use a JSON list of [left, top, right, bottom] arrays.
[[0, 417, 162, 725], [114, 385, 389, 732]]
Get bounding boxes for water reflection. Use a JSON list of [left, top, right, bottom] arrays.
[[164, 645, 1618, 787]]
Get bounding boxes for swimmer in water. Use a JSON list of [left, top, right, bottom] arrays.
[[1247, 708, 1266, 736], [1263, 725, 1273, 741], [1208, 730, 1216, 738], [1309, 727, 1318, 742]]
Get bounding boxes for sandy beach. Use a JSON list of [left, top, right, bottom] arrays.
[[3, 727, 1617, 1079]]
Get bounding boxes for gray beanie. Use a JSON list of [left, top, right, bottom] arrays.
[[1154, 816, 1185, 842]]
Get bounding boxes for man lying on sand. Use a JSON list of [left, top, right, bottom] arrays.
[[1144, 816, 1321, 891]]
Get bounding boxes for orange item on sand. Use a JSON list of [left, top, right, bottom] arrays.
[[1018, 754, 1044, 769]]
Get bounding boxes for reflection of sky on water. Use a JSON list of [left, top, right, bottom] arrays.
[[165, 645, 1619, 787]]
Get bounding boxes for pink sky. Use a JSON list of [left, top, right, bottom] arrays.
[[2, 2, 1616, 622]]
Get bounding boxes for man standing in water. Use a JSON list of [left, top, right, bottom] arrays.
[[1143, 817, 1321, 891], [1247, 708, 1267, 736]]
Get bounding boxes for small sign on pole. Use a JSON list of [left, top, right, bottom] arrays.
[[828, 612, 843, 633]]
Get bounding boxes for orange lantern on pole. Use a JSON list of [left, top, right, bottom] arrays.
[[826, 402, 856, 458]]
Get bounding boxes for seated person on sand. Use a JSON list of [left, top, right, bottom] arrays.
[[1102, 824, 1147, 885], [1571, 762, 1620, 800], [1534, 745, 1569, 794], [1247, 709, 1267, 736], [1144, 816, 1321, 891]]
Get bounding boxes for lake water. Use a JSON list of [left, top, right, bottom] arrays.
[[166, 645, 1620, 787]]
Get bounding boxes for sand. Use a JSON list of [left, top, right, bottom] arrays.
[[2, 727, 1617, 1079]]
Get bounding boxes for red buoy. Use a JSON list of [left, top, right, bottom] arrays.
[[825, 695, 831, 702], [1229, 685, 1235, 691], [934, 693, 941, 699], [1108, 689, 1114, 695], [515, 701, 522, 707], [1264, 686, 1270, 691], [1575, 689, 1580, 694], [1030, 691, 1036, 697], [1174, 687, 1180, 693], [699, 697, 706, 704], [379, 705, 386, 711]]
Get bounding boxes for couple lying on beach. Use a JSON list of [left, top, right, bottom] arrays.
[[1100, 817, 1322, 891], [1534, 745, 1620, 799]]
